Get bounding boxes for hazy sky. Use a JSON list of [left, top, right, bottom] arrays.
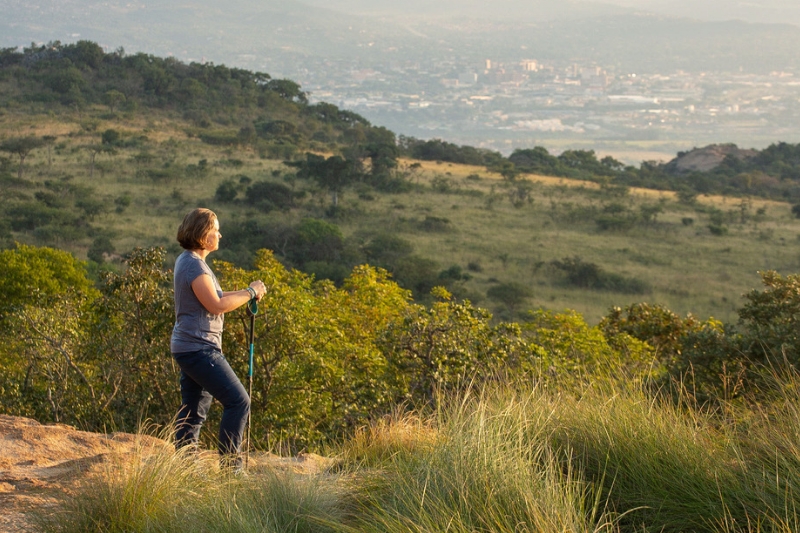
[[588, 0, 800, 25], [302, 0, 800, 26]]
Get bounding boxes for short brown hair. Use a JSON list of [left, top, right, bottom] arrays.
[[177, 208, 217, 250]]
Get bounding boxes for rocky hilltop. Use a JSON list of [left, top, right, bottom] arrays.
[[666, 143, 758, 173], [0, 415, 331, 532], [0, 415, 166, 532]]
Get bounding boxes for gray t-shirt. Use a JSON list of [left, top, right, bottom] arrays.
[[170, 250, 224, 353]]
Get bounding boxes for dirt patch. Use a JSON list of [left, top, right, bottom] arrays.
[[0, 415, 335, 532], [0, 415, 167, 532]]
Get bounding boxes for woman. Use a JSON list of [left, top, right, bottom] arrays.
[[170, 208, 266, 469]]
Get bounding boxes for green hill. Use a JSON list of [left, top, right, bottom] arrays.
[[2, 42, 800, 324]]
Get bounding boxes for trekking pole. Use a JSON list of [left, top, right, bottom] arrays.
[[245, 296, 258, 471]]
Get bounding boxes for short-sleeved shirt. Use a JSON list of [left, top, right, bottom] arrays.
[[170, 250, 224, 353]]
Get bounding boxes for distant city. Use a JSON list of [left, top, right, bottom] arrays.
[[5, 0, 800, 164], [259, 55, 800, 163]]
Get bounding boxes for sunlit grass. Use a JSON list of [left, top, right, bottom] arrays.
[[7, 111, 800, 323], [37, 439, 348, 533], [36, 371, 800, 533]]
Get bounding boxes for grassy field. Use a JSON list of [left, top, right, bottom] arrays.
[[359, 159, 798, 322], [3, 107, 799, 324], [36, 373, 800, 533]]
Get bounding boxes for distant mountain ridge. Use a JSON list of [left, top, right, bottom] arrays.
[[589, 0, 800, 27], [298, 0, 632, 21], [3, 0, 800, 75]]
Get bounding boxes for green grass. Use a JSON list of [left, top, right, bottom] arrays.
[[39, 372, 800, 533], [344, 168, 797, 322], [36, 444, 348, 533], [4, 107, 799, 324]]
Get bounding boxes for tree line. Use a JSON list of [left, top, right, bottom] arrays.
[[398, 137, 800, 201], [1, 243, 798, 450]]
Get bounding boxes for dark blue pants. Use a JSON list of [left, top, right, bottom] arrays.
[[172, 347, 250, 457]]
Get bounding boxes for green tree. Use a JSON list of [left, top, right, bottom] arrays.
[[215, 179, 239, 202], [600, 303, 704, 364], [523, 310, 655, 378], [738, 270, 800, 367], [0, 136, 45, 179], [379, 288, 532, 406], [88, 235, 115, 263], [363, 127, 399, 183], [214, 251, 411, 448], [103, 90, 126, 113], [293, 153, 354, 207], [101, 128, 121, 146], [0, 243, 96, 316], [84, 143, 115, 179], [82, 247, 176, 428], [495, 160, 519, 180], [265, 79, 307, 104], [42, 135, 56, 167], [3, 290, 97, 423], [290, 218, 344, 265], [487, 282, 533, 315], [245, 180, 295, 211]]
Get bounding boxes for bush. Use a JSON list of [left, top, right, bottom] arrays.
[[363, 234, 414, 265], [0, 243, 96, 314], [595, 202, 637, 231], [708, 223, 728, 236], [551, 256, 649, 294], [419, 215, 451, 232], [487, 282, 533, 314], [87, 235, 114, 264], [289, 218, 344, 266], [245, 180, 295, 211], [214, 179, 238, 202]]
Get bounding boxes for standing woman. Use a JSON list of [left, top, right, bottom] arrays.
[[170, 208, 266, 469]]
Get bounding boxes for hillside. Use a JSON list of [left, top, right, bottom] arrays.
[[2, 43, 800, 324]]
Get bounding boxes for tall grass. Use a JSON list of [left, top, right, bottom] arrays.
[[38, 372, 800, 533], [339, 392, 616, 533], [36, 440, 347, 533]]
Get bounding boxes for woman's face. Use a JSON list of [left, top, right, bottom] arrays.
[[204, 218, 221, 252]]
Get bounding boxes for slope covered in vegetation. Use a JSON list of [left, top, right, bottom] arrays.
[[4, 40, 800, 533], [3, 42, 800, 325]]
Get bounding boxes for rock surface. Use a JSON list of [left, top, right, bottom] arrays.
[[0, 415, 333, 532], [0, 414, 167, 532], [667, 143, 758, 173]]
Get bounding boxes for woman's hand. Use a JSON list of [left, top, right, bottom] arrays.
[[249, 280, 266, 300]]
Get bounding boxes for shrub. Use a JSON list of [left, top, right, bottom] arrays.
[[708, 223, 728, 236], [289, 218, 344, 265], [245, 180, 295, 211], [487, 282, 533, 315], [551, 256, 649, 294], [87, 235, 114, 264], [214, 178, 238, 202], [0, 243, 96, 314], [419, 215, 451, 232]]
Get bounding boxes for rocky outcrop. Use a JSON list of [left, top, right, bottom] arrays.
[[0, 415, 167, 533], [666, 143, 758, 173]]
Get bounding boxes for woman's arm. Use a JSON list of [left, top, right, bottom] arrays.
[[191, 274, 264, 315]]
